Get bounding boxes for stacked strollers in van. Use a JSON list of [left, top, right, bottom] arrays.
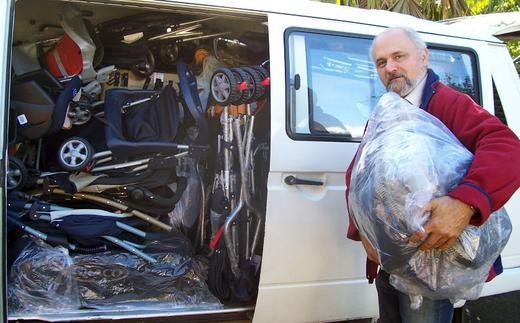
[[7, 3, 270, 316]]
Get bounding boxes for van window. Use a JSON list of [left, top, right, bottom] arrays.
[[286, 30, 480, 141], [428, 48, 479, 103]]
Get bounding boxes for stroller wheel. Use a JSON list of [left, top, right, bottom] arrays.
[[7, 156, 27, 190], [210, 68, 241, 105], [240, 66, 265, 103], [132, 48, 155, 78], [68, 102, 92, 125], [58, 137, 94, 171]]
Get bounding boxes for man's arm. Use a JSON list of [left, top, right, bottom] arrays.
[[413, 84, 520, 250]]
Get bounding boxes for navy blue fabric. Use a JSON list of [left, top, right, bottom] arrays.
[[51, 214, 123, 238], [492, 255, 503, 276], [419, 69, 439, 111], [177, 63, 208, 145], [48, 76, 82, 134], [104, 85, 181, 158]]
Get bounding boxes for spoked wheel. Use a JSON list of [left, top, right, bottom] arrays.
[[68, 102, 92, 125], [210, 68, 242, 105], [58, 137, 94, 171], [7, 156, 27, 190]]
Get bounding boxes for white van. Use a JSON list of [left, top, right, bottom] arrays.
[[2, 1, 520, 322]]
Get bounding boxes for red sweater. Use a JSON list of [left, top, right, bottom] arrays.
[[346, 70, 520, 281]]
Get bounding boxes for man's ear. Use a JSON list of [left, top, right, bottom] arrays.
[[421, 48, 429, 67]]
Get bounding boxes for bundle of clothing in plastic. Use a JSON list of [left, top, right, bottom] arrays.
[[348, 92, 512, 307], [8, 233, 222, 315]]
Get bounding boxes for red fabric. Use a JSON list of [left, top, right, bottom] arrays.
[[429, 82, 520, 224], [345, 77, 520, 282], [210, 227, 224, 251]]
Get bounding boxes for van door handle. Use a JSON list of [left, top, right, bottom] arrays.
[[284, 175, 323, 186]]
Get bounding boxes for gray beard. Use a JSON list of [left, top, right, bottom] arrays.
[[387, 70, 427, 97], [387, 78, 415, 97]]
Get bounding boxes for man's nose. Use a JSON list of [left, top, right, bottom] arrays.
[[385, 59, 398, 73]]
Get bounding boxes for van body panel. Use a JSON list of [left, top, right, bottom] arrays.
[[255, 12, 377, 321]]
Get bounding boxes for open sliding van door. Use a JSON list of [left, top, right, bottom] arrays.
[[253, 12, 384, 323]]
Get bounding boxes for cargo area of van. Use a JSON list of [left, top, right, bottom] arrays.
[[6, 0, 270, 320]]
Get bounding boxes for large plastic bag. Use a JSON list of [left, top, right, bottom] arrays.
[[73, 233, 221, 310], [8, 237, 80, 315], [348, 92, 512, 305]]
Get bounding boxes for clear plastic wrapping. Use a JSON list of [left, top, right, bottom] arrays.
[[348, 92, 512, 304], [8, 237, 81, 315], [168, 157, 203, 234], [73, 234, 221, 310], [8, 233, 221, 314]]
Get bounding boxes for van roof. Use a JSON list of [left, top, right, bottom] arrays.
[[170, 0, 501, 43], [443, 12, 520, 41]]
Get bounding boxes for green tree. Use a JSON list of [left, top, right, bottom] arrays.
[[466, 0, 519, 14]]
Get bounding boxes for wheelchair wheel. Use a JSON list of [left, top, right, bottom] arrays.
[[58, 137, 94, 171], [210, 68, 241, 105], [7, 156, 27, 190]]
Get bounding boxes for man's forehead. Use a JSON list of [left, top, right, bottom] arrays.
[[373, 31, 414, 57]]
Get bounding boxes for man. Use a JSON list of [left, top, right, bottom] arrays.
[[345, 27, 520, 323]]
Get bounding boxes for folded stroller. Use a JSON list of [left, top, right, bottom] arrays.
[[7, 191, 157, 263]]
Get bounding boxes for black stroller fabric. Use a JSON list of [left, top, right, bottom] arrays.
[[104, 85, 182, 158], [208, 236, 258, 304]]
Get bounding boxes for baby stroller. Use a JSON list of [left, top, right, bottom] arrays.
[[55, 63, 208, 173], [8, 70, 84, 191], [7, 190, 158, 263]]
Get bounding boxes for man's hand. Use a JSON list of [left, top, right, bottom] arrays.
[[360, 234, 379, 264], [409, 196, 475, 251]]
